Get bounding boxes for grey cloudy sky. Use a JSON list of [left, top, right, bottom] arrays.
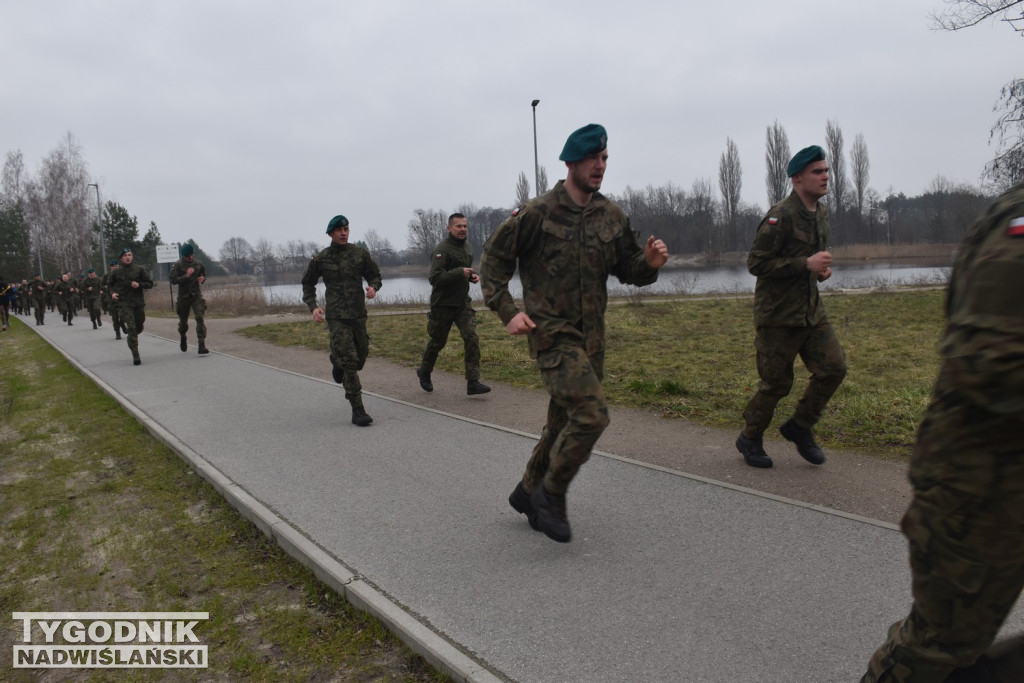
[[1, 0, 1019, 256]]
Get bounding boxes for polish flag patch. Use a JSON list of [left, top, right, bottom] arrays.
[[767, 217, 778, 225], [1009, 217, 1024, 237]]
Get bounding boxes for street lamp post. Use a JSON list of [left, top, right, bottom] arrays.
[[87, 183, 105, 267], [531, 99, 540, 197]]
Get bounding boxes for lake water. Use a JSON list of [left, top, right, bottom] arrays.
[[264, 261, 952, 307]]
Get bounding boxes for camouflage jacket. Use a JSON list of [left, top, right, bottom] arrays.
[[54, 279, 75, 300], [934, 181, 1024, 416], [481, 180, 659, 358], [428, 234, 473, 308], [748, 190, 831, 328], [107, 263, 154, 306], [81, 275, 102, 301], [30, 279, 47, 299], [301, 243, 382, 320], [169, 258, 206, 299]]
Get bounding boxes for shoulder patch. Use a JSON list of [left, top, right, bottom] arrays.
[[767, 217, 779, 225], [1008, 217, 1024, 237], [434, 252, 443, 259], [511, 207, 521, 216]]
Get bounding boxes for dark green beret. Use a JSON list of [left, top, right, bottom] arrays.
[[180, 243, 194, 257], [86, 268, 95, 274], [327, 215, 349, 233], [119, 247, 132, 257], [109, 260, 118, 267], [559, 124, 608, 163], [787, 145, 826, 177]]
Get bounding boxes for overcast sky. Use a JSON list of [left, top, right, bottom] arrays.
[[1, 0, 1019, 256]]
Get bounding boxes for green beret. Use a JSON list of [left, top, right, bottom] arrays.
[[86, 268, 95, 274], [559, 124, 608, 163], [119, 247, 132, 257], [109, 260, 118, 267], [327, 215, 349, 233], [787, 145, 826, 177], [180, 243, 194, 257]]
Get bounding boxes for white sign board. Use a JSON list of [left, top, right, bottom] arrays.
[[156, 243, 181, 264]]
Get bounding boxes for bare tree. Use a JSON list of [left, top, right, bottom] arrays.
[[363, 228, 398, 266], [718, 137, 742, 250], [251, 237, 276, 276], [825, 120, 848, 215], [406, 209, 448, 259], [23, 132, 92, 276], [515, 172, 531, 207], [932, 1, 1024, 189], [219, 236, 253, 275], [850, 133, 871, 220], [765, 121, 791, 206], [689, 178, 720, 253], [537, 166, 549, 195], [2, 150, 27, 204], [930, 0, 1024, 33]]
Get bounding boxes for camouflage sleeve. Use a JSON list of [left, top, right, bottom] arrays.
[[610, 218, 659, 287], [169, 261, 186, 285], [747, 213, 807, 278], [300, 256, 321, 310], [138, 268, 154, 290], [362, 250, 383, 292], [481, 213, 523, 325], [941, 197, 1024, 414]]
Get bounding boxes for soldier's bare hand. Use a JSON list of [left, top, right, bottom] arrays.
[[365, 286, 376, 300], [186, 267, 195, 277], [645, 236, 669, 269], [807, 251, 833, 274], [198, 276, 205, 284], [818, 267, 832, 282], [506, 311, 536, 336], [312, 307, 325, 323]]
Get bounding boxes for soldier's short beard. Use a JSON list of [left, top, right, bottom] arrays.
[[570, 164, 602, 194]]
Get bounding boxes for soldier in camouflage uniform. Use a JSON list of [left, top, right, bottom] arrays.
[[29, 275, 46, 325], [302, 215, 383, 427], [170, 242, 209, 355], [108, 247, 154, 366], [735, 145, 847, 469], [54, 273, 76, 325], [81, 268, 103, 329], [101, 260, 122, 339], [416, 212, 491, 396], [481, 123, 669, 543], [861, 182, 1024, 682]]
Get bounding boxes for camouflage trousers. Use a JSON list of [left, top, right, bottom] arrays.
[[862, 398, 1024, 682], [32, 297, 45, 323], [522, 346, 610, 496], [419, 305, 480, 381], [177, 295, 207, 341], [118, 302, 146, 352], [741, 321, 846, 439], [85, 297, 102, 323], [328, 318, 369, 406]]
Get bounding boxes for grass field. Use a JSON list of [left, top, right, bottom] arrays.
[[0, 320, 447, 682], [240, 289, 947, 457]]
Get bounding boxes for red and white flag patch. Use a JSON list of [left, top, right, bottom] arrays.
[[767, 217, 779, 225], [1008, 217, 1024, 237]]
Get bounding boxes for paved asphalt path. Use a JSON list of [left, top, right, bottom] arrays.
[[25, 314, 1024, 682]]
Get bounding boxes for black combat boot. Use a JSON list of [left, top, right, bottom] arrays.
[[351, 407, 373, 427], [467, 380, 491, 395], [736, 434, 773, 468], [92, 320, 97, 329], [779, 418, 826, 465], [416, 368, 433, 392], [328, 354, 344, 384], [508, 482, 540, 531], [115, 330, 121, 340], [132, 351, 141, 366], [197, 341, 209, 355], [180, 335, 187, 352], [530, 483, 571, 543], [97, 318, 102, 327]]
